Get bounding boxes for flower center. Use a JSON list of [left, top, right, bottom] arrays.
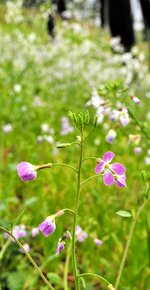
[[105, 163, 109, 169]]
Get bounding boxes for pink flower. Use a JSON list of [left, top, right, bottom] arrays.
[[17, 162, 37, 182], [95, 151, 126, 187], [17, 162, 52, 182], [115, 174, 126, 188], [75, 225, 88, 242], [22, 243, 30, 253], [56, 241, 65, 255], [38, 211, 64, 238], [38, 217, 56, 237], [131, 96, 141, 105], [94, 238, 103, 246], [31, 227, 39, 237]]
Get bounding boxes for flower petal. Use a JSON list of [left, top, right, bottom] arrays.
[[116, 179, 126, 188], [102, 151, 115, 163], [38, 219, 56, 237], [95, 162, 105, 174], [110, 163, 126, 175], [103, 170, 114, 186], [115, 174, 126, 188], [17, 162, 37, 182]]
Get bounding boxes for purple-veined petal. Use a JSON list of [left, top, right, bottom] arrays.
[[115, 174, 126, 188], [38, 218, 56, 237], [56, 241, 65, 255], [103, 170, 114, 186], [102, 152, 115, 163], [110, 163, 126, 175], [17, 162, 37, 182], [95, 161, 105, 174]]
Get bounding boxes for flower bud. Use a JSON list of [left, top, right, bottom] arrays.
[[56, 241, 65, 255], [56, 143, 71, 148], [96, 158, 102, 164], [17, 162, 37, 182], [93, 115, 98, 129], [76, 135, 81, 142], [17, 162, 52, 182], [38, 216, 56, 237]]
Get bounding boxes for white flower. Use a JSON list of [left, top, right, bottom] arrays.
[[2, 124, 13, 133]]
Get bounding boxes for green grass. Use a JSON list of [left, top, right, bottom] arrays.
[[0, 3, 150, 290]]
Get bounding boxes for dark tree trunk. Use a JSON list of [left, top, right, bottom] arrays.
[[108, 0, 135, 50]]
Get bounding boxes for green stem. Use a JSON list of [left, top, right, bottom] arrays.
[[128, 108, 150, 141], [52, 163, 78, 172], [78, 273, 110, 285], [115, 199, 147, 290], [81, 174, 102, 186], [0, 238, 11, 260], [82, 157, 97, 162], [63, 208, 76, 215], [36, 163, 52, 170], [0, 226, 54, 290], [72, 138, 84, 290], [64, 244, 71, 290]]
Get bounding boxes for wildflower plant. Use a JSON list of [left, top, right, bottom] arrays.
[[0, 111, 149, 290]]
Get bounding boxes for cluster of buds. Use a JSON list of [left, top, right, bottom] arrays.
[[69, 110, 98, 133]]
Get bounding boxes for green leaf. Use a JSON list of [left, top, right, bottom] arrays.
[[116, 210, 132, 218], [47, 273, 61, 285]]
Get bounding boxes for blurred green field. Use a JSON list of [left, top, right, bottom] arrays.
[[0, 3, 150, 290]]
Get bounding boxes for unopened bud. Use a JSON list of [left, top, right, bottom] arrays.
[[77, 114, 83, 129], [84, 110, 90, 125], [96, 158, 102, 163], [56, 143, 71, 148], [93, 115, 98, 129], [76, 135, 81, 142]]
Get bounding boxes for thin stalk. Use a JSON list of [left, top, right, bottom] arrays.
[[63, 208, 76, 215], [36, 163, 52, 170], [72, 138, 84, 290], [82, 157, 97, 162], [81, 174, 102, 186], [52, 163, 78, 172], [0, 238, 11, 260], [128, 108, 150, 141], [115, 199, 147, 290], [64, 244, 71, 290], [78, 273, 110, 285], [0, 226, 54, 290]]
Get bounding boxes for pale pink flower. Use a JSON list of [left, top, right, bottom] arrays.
[[95, 151, 126, 187]]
